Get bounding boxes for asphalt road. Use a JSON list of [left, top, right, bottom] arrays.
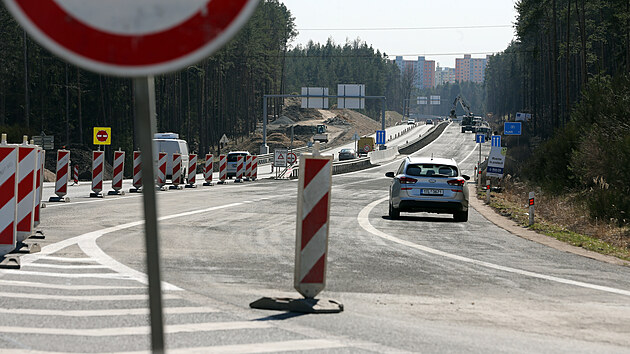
[[1, 124, 629, 353]]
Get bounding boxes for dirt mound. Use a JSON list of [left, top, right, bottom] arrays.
[[270, 115, 295, 126], [324, 115, 351, 125]]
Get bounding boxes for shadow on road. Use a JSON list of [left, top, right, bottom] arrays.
[[253, 312, 308, 321], [381, 215, 456, 223]]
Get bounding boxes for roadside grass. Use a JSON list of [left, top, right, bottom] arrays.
[[476, 180, 630, 263]]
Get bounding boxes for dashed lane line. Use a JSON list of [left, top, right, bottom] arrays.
[[0, 306, 218, 317], [358, 197, 630, 297]]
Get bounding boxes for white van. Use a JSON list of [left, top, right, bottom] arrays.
[[153, 133, 189, 180]]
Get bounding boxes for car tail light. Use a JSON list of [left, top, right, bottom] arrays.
[[447, 179, 465, 187], [399, 176, 417, 184]]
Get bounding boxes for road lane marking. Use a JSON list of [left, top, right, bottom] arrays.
[[0, 306, 218, 317], [163, 339, 347, 354], [0, 292, 179, 301], [0, 321, 270, 337], [35, 256, 98, 263], [0, 279, 143, 290], [24, 263, 109, 269], [358, 197, 630, 297], [0, 270, 131, 280]]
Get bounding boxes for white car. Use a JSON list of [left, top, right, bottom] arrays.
[[227, 151, 251, 178]]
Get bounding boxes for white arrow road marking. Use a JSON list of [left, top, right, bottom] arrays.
[[358, 197, 630, 297]]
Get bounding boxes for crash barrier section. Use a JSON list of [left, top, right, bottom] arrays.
[[109, 150, 125, 195], [17, 141, 38, 242], [186, 153, 197, 188], [0, 138, 18, 258], [218, 154, 227, 184], [397, 122, 448, 155], [170, 153, 182, 189], [90, 151, 104, 197], [251, 155, 258, 180], [51, 149, 70, 200], [294, 152, 333, 298], [235, 156, 244, 182], [34, 148, 44, 228], [73, 164, 79, 184], [156, 152, 167, 189], [245, 155, 252, 181], [130, 151, 142, 192], [369, 146, 398, 164], [203, 154, 213, 186]]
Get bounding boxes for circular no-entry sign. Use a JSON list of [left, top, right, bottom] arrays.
[[96, 131, 108, 142], [287, 152, 297, 165], [3, 0, 259, 76]]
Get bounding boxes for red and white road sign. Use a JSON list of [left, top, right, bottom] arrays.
[[73, 164, 79, 184], [204, 154, 213, 184], [188, 154, 197, 185], [0, 144, 18, 255], [287, 152, 297, 165], [236, 156, 244, 181], [294, 153, 333, 298], [3, 0, 259, 77], [54, 149, 70, 198], [157, 152, 167, 188], [91, 151, 104, 194], [17, 144, 38, 242], [245, 155, 252, 179], [251, 155, 258, 181], [34, 148, 44, 228], [132, 151, 142, 190], [172, 153, 182, 186], [111, 150, 125, 191], [95, 130, 108, 143], [363, 144, 370, 153], [219, 154, 227, 182]]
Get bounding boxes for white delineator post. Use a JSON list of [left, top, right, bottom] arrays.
[[50, 149, 70, 202], [251, 155, 258, 181], [16, 139, 38, 242], [294, 147, 333, 299], [186, 153, 197, 188], [529, 192, 535, 226], [156, 152, 167, 190], [170, 153, 182, 189], [90, 151, 104, 198], [130, 151, 142, 193], [485, 179, 491, 204], [0, 136, 18, 258], [235, 156, 244, 183], [218, 154, 227, 184], [203, 154, 213, 186], [109, 150, 125, 195]]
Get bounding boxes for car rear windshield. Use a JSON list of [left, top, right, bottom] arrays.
[[405, 164, 458, 177], [227, 153, 247, 162]]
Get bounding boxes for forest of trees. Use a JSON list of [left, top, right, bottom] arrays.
[[485, 0, 630, 222]]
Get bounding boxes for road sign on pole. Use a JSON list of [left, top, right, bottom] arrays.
[[491, 135, 501, 147], [376, 130, 386, 145], [93, 127, 111, 145], [504, 122, 522, 135], [475, 134, 485, 144]]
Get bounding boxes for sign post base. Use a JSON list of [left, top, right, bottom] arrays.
[[249, 297, 343, 314]]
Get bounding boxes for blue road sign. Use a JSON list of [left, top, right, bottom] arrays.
[[504, 122, 522, 135], [376, 130, 386, 145], [491, 135, 501, 147], [475, 134, 485, 144]]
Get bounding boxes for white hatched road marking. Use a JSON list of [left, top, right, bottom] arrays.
[[0, 306, 217, 317], [0, 292, 179, 301], [0, 279, 142, 290], [36, 256, 98, 263], [162, 339, 347, 354], [24, 263, 109, 269], [0, 270, 131, 280]]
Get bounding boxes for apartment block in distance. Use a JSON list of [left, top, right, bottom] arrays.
[[435, 65, 455, 86], [455, 54, 489, 83], [395, 56, 436, 89]]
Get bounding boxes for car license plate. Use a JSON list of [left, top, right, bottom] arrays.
[[421, 189, 443, 196]]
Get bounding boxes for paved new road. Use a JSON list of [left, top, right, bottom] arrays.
[[1, 124, 629, 353]]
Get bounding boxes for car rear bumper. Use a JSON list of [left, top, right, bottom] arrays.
[[397, 200, 467, 214]]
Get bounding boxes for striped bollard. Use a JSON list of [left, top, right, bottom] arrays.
[[529, 192, 535, 226], [17, 138, 38, 243], [235, 156, 244, 183], [156, 152, 167, 190], [186, 153, 198, 188], [129, 151, 142, 193], [218, 154, 227, 184], [244, 155, 252, 181], [203, 154, 214, 186], [169, 153, 183, 190], [0, 136, 19, 261], [49, 149, 70, 202], [251, 155, 258, 181], [108, 150, 125, 195], [90, 150, 104, 198], [72, 164, 79, 185], [33, 148, 43, 228]]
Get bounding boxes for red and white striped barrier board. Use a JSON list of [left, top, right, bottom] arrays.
[[0, 143, 18, 257], [294, 153, 333, 298], [218, 154, 227, 184], [130, 151, 142, 192], [251, 155, 258, 181], [73, 164, 79, 185], [203, 154, 214, 186], [54, 149, 70, 198], [235, 156, 244, 182], [245, 155, 252, 181], [109, 150, 125, 195], [91, 151, 104, 197], [186, 153, 197, 187], [33, 148, 44, 228], [157, 152, 167, 189], [17, 143, 38, 242], [170, 153, 182, 189]]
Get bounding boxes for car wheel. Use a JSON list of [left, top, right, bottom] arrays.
[[454, 210, 468, 222], [389, 202, 400, 219]]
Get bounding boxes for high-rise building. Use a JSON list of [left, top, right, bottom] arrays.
[[435, 65, 455, 86], [455, 54, 489, 83], [395, 56, 436, 90]]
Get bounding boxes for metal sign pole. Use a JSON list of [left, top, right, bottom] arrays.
[[133, 76, 165, 353]]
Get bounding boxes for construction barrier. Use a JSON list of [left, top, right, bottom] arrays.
[[72, 164, 79, 185], [294, 152, 333, 299], [90, 150, 104, 198], [0, 139, 18, 258], [186, 153, 197, 188], [33, 148, 44, 228], [17, 140, 38, 242], [203, 154, 213, 186], [170, 153, 182, 189], [245, 155, 252, 181], [109, 150, 125, 195], [251, 155, 258, 181], [49, 149, 70, 202], [235, 155, 244, 183], [218, 154, 227, 184], [130, 151, 142, 193], [157, 152, 167, 190]]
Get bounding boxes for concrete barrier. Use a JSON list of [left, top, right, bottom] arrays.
[[398, 122, 449, 155], [369, 146, 398, 164]]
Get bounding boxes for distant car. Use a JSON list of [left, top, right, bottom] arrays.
[[426, 119, 433, 125], [386, 157, 470, 221], [227, 151, 251, 178], [407, 119, 415, 125], [338, 148, 357, 161]]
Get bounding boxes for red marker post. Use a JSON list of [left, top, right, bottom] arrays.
[[529, 192, 535, 226]]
